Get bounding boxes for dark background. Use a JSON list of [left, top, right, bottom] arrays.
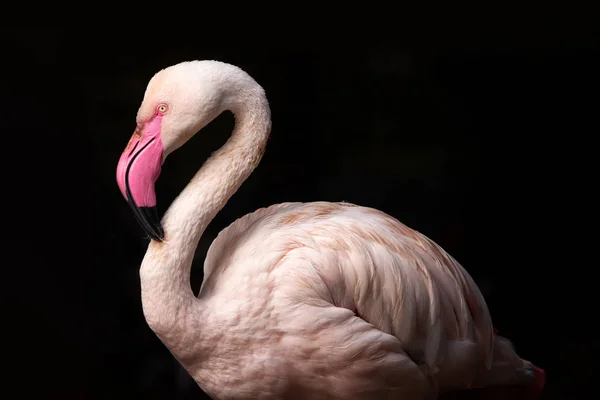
[[2, 21, 597, 399]]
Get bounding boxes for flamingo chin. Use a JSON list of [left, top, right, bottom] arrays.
[[116, 114, 165, 241]]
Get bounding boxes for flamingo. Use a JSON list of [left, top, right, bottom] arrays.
[[116, 60, 545, 399]]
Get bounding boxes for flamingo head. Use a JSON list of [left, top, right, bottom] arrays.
[[116, 60, 235, 241]]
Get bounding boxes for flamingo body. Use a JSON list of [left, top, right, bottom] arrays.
[[197, 201, 494, 398]]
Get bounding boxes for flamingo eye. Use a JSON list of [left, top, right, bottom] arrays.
[[157, 104, 168, 114]]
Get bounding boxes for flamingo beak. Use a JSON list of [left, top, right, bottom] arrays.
[[116, 115, 165, 241]]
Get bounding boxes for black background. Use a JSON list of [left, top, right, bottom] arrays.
[[2, 19, 597, 399]]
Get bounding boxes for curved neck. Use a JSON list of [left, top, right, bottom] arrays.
[[138, 92, 271, 354]]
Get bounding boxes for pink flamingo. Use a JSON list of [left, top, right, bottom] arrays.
[[116, 60, 545, 399]]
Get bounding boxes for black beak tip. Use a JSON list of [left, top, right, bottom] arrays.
[[127, 201, 165, 242], [151, 230, 165, 242], [146, 228, 164, 242], [140, 206, 164, 242]]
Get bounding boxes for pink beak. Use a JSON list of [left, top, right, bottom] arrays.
[[116, 115, 165, 241]]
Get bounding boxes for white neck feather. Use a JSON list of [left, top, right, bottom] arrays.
[[138, 76, 271, 357]]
